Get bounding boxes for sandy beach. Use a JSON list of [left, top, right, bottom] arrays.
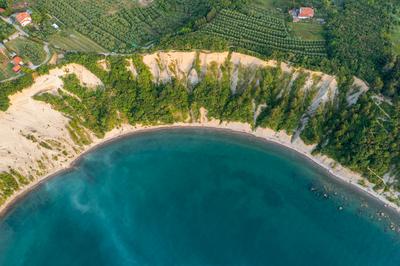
[[0, 51, 395, 217]]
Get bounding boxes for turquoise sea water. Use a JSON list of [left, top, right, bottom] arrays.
[[0, 128, 400, 266]]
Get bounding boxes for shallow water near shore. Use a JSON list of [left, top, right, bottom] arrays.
[[0, 128, 400, 266]]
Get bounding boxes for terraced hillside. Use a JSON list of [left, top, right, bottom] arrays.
[[34, 0, 212, 52], [200, 9, 326, 59]]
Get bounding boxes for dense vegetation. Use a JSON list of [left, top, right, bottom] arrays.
[[0, 170, 30, 206], [0, 19, 15, 40], [384, 58, 400, 97], [31, 54, 400, 203], [325, 0, 399, 86], [0, 0, 8, 9], [302, 90, 400, 190], [0, 73, 33, 110], [315, 95, 400, 189]]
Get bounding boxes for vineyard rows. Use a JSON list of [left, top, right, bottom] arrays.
[[201, 10, 326, 58], [219, 10, 287, 33], [36, 0, 211, 52]]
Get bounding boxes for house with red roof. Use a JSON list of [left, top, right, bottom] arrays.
[[298, 7, 314, 19], [12, 65, 21, 73], [15, 12, 32, 27], [10, 55, 24, 73], [0, 8, 6, 13], [13, 56, 23, 66], [289, 7, 315, 22]]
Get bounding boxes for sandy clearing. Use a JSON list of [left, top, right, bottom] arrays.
[[0, 63, 103, 178], [126, 59, 138, 79], [62, 64, 103, 88], [97, 59, 110, 72]]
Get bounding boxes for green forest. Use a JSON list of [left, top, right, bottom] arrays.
[[0, 20, 15, 40]]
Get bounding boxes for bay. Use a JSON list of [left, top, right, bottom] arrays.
[[0, 128, 399, 266]]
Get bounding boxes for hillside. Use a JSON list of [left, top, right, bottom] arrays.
[[25, 0, 327, 60], [5, 0, 394, 99], [0, 51, 399, 211], [29, 0, 216, 52]]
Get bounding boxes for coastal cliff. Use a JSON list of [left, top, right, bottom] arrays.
[[0, 51, 398, 213]]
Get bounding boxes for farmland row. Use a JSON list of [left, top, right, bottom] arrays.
[[35, 0, 211, 52], [201, 9, 326, 58]]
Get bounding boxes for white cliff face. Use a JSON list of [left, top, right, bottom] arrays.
[[0, 52, 370, 180], [141, 51, 366, 121], [142, 51, 366, 101], [0, 64, 103, 179]]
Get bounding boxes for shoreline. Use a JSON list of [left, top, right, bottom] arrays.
[[0, 122, 399, 219]]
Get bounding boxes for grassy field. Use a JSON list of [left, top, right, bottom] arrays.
[[242, 0, 293, 17], [48, 30, 108, 53], [288, 22, 325, 41], [250, 0, 294, 9]]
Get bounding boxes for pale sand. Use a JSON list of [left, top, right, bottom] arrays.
[[0, 64, 102, 175], [126, 59, 138, 79], [97, 59, 110, 72], [0, 52, 391, 217]]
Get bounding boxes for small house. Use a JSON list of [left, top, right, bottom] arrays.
[[12, 56, 23, 65], [15, 12, 32, 27], [289, 7, 315, 22], [0, 8, 6, 13], [298, 7, 314, 19], [12, 65, 21, 73]]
